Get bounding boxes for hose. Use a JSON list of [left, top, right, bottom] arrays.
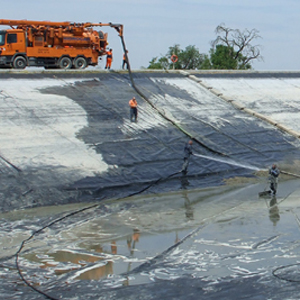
[[0, 154, 22, 173]]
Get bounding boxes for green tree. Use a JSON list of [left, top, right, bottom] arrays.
[[177, 45, 209, 70], [148, 56, 169, 70], [210, 45, 238, 69], [148, 44, 211, 70], [201, 55, 212, 69]]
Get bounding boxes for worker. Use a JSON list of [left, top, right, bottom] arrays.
[[105, 48, 113, 69], [122, 50, 128, 69], [269, 163, 280, 195], [129, 96, 138, 122], [181, 140, 193, 174]]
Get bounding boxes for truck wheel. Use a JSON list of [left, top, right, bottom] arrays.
[[13, 56, 27, 69], [58, 57, 72, 69], [74, 57, 87, 69]]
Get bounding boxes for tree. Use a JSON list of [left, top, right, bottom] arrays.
[[210, 45, 238, 69], [147, 24, 263, 70], [148, 44, 211, 70], [148, 56, 169, 70], [176, 45, 210, 70], [210, 23, 263, 69]]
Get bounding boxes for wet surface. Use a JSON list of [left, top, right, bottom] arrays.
[[1, 177, 300, 299], [1, 71, 300, 299]]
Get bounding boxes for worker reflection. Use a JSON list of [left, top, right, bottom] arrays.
[[129, 96, 138, 122], [175, 231, 180, 244], [180, 176, 190, 189], [269, 196, 280, 226], [181, 140, 193, 174], [111, 241, 117, 255], [105, 48, 113, 69], [127, 228, 140, 256], [122, 50, 128, 69], [269, 164, 280, 195], [181, 177, 194, 220], [184, 195, 194, 220], [124, 229, 140, 280]]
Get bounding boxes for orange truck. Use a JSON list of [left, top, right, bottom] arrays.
[[0, 19, 123, 69]]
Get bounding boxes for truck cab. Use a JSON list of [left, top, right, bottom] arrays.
[[0, 29, 27, 68]]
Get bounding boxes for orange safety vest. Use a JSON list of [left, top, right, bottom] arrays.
[[107, 51, 112, 59], [129, 99, 137, 108]]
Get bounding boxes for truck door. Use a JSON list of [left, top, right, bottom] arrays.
[[6, 32, 26, 55]]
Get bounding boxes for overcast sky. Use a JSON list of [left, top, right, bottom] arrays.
[[1, 0, 300, 71]]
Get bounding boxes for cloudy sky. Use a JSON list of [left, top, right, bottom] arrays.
[[2, 0, 300, 70]]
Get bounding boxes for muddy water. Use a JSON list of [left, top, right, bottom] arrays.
[[1, 179, 300, 299]]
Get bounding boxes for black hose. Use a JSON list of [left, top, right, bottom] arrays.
[[272, 263, 300, 283], [0, 154, 22, 173], [15, 203, 100, 299]]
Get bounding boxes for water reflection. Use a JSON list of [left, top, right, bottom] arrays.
[[76, 261, 114, 280], [181, 177, 194, 220], [123, 229, 141, 286], [78, 229, 141, 280], [32, 228, 142, 281], [37, 250, 114, 279], [269, 196, 280, 226], [127, 228, 140, 256]]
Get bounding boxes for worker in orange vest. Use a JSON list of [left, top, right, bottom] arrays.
[[129, 96, 138, 122], [105, 48, 113, 69]]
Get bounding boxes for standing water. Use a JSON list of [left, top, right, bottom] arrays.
[[2, 177, 300, 300]]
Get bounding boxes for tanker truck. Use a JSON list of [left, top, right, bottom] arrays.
[[0, 19, 123, 70]]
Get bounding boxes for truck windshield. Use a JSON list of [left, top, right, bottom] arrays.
[[0, 31, 6, 46]]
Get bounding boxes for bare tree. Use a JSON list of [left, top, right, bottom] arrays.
[[212, 24, 263, 68]]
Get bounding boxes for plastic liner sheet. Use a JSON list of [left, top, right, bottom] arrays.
[[39, 72, 300, 199], [193, 72, 300, 134], [133, 72, 300, 162], [1, 71, 300, 209]]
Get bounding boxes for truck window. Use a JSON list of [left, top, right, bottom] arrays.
[[7, 33, 17, 44], [0, 32, 5, 46]]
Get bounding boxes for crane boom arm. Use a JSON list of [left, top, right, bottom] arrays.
[[0, 19, 123, 36], [0, 19, 71, 27]]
